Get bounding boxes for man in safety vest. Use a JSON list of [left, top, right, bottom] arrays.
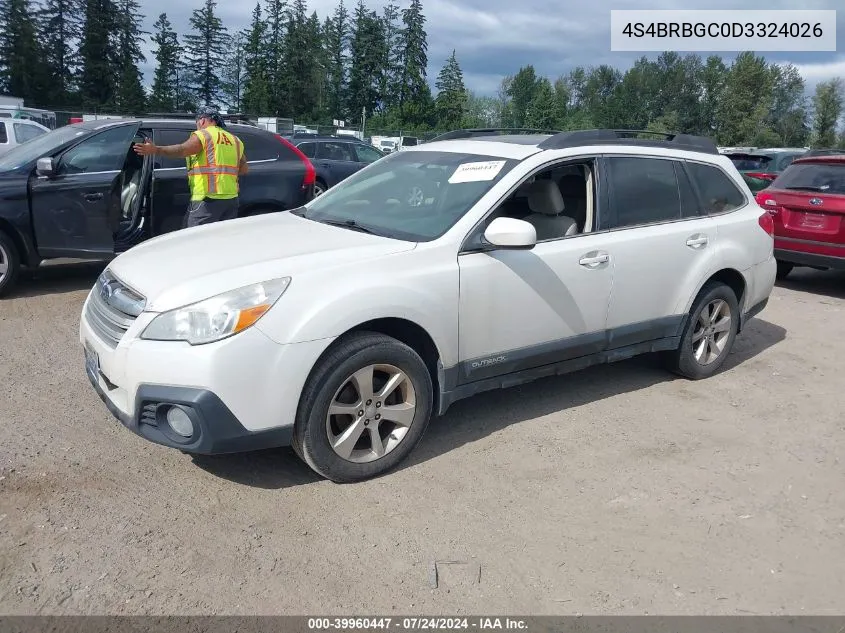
[[133, 105, 248, 228]]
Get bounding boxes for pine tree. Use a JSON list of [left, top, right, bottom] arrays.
[[280, 0, 313, 118], [183, 0, 228, 107], [812, 78, 844, 148], [323, 0, 349, 120], [0, 0, 47, 103], [397, 0, 430, 125], [525, 78, 557, 129], [507, 65, 539, 127], [347, 1, 385, 122], [434, 50, 466, 129], [78, 0, 119, 109], [38, 0, 82, 106], [221, 31, 247, 112], [114, 0, 146, 113], [265, 0, 286, 116], [242, 2, 270, 115], [379, 2, 402, 113], [149, 13, 180, 111]]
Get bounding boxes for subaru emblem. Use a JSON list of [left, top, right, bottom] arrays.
[[809, 198, 823, 206]]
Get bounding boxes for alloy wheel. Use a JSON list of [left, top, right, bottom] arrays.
[[314, 183, 326, 196], [0, 242, 8, 284], [692, 299, 732, 365], [325, 363, 417, 464]]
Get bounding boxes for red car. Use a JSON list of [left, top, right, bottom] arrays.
[[755, 155, 845, 279]]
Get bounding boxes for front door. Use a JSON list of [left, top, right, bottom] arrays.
[[457, 234, 614, 386], [598, 155, 717, 347], [30, 124, 139, 258], [316, 141, 362, 187]]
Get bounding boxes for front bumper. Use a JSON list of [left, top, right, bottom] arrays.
[[85, 364, 293, 454], [80, 296, 335, 455]]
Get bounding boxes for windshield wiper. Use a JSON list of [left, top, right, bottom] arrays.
[[784, 186, 829, 192], [319, 218, 380, 235]]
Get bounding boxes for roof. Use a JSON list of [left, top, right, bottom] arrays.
[[791, 154, 845, 165], [424, 128, 719, 156], [64, 118, 267, 133]]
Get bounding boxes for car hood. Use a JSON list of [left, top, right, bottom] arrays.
[[108, 211, 416, 312]]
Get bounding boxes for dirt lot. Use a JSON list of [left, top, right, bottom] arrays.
[[1, 261, 844, 616]]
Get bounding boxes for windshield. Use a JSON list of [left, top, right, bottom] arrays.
[[0, 124, 87, 171], [727, 154, 773, 171], [772, 162, 845, 194], [299, 150, 517, 241]]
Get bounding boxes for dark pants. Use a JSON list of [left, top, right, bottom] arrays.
[[185, 197, 240, 228]]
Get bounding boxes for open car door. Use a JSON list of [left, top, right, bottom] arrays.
[[114, 129, 153, 253], [30, 122, 140, 259]]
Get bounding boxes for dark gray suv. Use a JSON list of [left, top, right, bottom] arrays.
[[290, 136, 385, 195]]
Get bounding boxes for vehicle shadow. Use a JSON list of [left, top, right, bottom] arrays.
[[193, 318, 787, 490], [777, 268, 845, 300], [10, 260, 107, 298]]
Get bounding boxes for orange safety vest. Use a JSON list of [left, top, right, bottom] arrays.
[[186, 125, 244, 201]]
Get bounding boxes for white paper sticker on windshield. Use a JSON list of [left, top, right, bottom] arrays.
[[448, 160, 507, 184]]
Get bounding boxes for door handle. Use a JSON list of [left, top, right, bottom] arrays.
[[84, 192, 103, 202], [579, 252, 609, 267], [686, 235, 709, 248]]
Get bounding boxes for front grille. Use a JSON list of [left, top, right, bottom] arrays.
[[85, 270, 146, 348]]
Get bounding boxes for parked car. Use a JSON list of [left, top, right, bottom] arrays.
[[722, 149, 806, 192], [755, 154, 845, 279], [290, 136, 385, 195], [0, 117, 50, 155], [80, 128, 776, 483], [803, 148, 845, 158], [0, 118, 315, 297]]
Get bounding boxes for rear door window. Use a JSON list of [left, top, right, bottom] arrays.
[[319, 141, 355, 161], [772, 162, 845, 195], [297, 142, 317, 158], [604, 156, 682, 228], [685, 161, 747, 215], [154, 129, 193, 169]]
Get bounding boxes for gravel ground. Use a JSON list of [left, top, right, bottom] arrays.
[[1, 260, 843, 616]]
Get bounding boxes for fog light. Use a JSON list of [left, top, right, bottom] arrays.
[[165, 406, 193, 438]]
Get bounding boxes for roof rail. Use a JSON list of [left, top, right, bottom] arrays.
[[429, 128, 561, 142], [537, 129, 719, 154]]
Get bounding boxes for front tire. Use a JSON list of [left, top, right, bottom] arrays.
[[665, 281, 739, 380], [293, 332, 434, 483], [0, 231, 21, 298]]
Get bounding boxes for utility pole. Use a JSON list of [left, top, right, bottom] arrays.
[[362, 107, 366, 138]]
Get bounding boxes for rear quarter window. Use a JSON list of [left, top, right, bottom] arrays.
[[685, 161, 747, 214], [0, 122, 7, 144], [772, 162, 845, 195]]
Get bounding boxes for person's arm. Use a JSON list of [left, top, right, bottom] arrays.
[[238, 153, 249, 176], [133, 134, 203, 159]]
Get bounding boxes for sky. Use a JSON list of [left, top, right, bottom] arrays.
[[138, 0, 845, 98]]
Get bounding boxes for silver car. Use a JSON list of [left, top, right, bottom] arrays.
[[0, 118, 50, 155]]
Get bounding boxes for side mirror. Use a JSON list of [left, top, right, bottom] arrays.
[[483, 217, 537, 250], [36, 157, 54, 177]]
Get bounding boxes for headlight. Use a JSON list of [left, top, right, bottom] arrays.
[[140, 278, 291, 345]]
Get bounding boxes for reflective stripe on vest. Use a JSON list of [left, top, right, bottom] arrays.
[[186, 126, 243, 201]]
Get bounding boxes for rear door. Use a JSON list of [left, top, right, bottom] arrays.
[[768, 160, 845, 249], [237, 128, 306, 213], [150, 127, 193, 236], [30, 123, 139, 258], [599, 155, 718, 347]]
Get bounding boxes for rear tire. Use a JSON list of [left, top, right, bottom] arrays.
[[0, 231, 21, 298], [664, 281, 739, 380], [292, 332, 434, 483], [776, 260, 794, 280]]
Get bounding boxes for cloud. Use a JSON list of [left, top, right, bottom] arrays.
[[137, 0, 845, 98]]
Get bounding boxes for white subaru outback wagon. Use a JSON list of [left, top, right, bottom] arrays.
[[80, 128, 777, 483]]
